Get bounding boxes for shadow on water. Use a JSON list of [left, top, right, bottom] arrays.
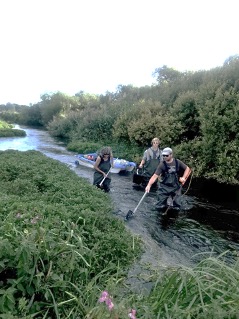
[[1, 125, 239, 268]]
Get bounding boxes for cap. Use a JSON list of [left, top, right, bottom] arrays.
[[162, 147, 173, 155]]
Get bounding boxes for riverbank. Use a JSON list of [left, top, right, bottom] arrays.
[[0, 150, 143, 317], [0, 150, 238, 318], [1, 127, 239, 318], [0, 120, 26, 137]]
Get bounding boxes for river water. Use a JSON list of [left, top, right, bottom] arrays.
[[1, 125, 239, 277]]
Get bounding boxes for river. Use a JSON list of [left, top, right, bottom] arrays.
[[1, 125, 239, 281]]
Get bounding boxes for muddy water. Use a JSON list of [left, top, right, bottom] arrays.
[[1, 126, 239, 281]]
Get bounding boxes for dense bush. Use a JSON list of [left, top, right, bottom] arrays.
[[0, 120, 26, 137], [67, 140, 102, 154], [0, 150, 142, 317], [1, 55, 239, 185], [0, 128, 26, 137]]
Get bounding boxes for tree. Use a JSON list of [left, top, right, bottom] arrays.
[[153, 65, 182, 85]]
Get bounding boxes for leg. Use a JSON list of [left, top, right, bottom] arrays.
[[103, 178, 111, 192], [141, 176, 149, 188], [170, 186, 182, 209], [155, 187, 169, 210], [173, 193, 182, 209]]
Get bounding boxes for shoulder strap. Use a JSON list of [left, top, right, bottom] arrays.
[[163, 159, 179, 173], [163, 160, 168, 172], [145, 148, 153, 160]]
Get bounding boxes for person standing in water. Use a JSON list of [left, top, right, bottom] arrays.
[[145, 147, 191, 210], [135, 137, 162, 189], [93, 146, 113, 192]]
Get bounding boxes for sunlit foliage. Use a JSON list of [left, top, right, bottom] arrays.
[[1, 55, 239, 184]]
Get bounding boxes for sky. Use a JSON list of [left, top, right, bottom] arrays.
[[0, 0, 238, 105]]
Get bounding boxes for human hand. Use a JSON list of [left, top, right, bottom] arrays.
[[179, 177, 186, 185], [145, 185, 151, 193]]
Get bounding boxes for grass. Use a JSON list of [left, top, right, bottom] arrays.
[[0, 150, 238, 318], [138, 252, 239, 319]]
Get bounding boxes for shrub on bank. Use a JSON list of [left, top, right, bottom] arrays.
[[67, 140, 143, 163], [0, 128, 26, 137], [0, 120, 12, 129], [67, 140, 101, 154], [0, 150, 142, 317], [0, 120, 25, 137]]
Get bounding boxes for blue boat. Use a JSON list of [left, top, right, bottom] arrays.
[[75, 152, 136, 173]]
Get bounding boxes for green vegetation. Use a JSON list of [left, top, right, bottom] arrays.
[[136, 253, 239, 319], [91, 253, 239, 319], [0, 120, 13, 129], [0, 120, 26, 137], [0, 151, 238, 318], [1, 55, 239, 184], [0, 150, 142, 318], [0, 56, 238, 317]]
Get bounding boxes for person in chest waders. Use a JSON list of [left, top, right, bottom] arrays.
[[145, 147, 191, 210], [137, 137, 163, 190], [93, 146, 113, 193]]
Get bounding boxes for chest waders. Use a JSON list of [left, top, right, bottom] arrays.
[[139, 148, 161, 189], [144, 158, 161, 177], [156, 159, 181, 210], [143, 148, 161, 177], [93, 157, 111, 192]]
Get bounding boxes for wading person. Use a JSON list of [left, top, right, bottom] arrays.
[[135, 137, 162, 189], [145, 147, 191, 210], [93, 146, 113, 192]]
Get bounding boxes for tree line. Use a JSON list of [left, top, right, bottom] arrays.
[[0, 55, 238, 185]]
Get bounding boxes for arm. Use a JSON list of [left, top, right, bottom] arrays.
[[139, 159, 145, 168], [139, 150, 148, 168], [179, 166, 191, 185]]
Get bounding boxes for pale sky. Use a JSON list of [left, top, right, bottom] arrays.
[[0, 0, 238, 105]]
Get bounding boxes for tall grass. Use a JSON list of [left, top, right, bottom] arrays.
[[133, 252, 239, 319]]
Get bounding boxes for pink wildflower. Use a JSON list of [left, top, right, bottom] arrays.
[[98, 290, 114, 311], [99, 291, 109, 302], [128, 309, 137, 319], [105, 297, 114, 311]]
